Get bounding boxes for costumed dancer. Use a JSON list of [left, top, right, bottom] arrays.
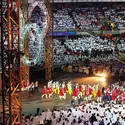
[[79, 85, 83, 98], [97, 87, 101, 103], [55, 81, 60, 94], [42, 86, 47, 98], [52, 82, 56, 94], [81, 84, 85, 97], [27, 81, 31, 91], [58, 81, 61, 94], [85, 85, 90, 102], [47, 80, 52, 89], [92, 85, 97, 99], [62, 82, 66, 99], [47, 81, 53, 98], [29, 82, 34, 94], [73, 84, 79, 100], [88, 85, 93, 101], [111, 88, 117, 104], [59, 87, 65, 100], [67, 81, 73, 95], [116, 86, 120, 97], [34, 81, 39, 92]]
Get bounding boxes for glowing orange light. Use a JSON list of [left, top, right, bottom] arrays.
[[95, 73, 107, 78]]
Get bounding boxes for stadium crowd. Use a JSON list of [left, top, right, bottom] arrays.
[[28, 2, 125, 68], [53, 3, 125, 32], [53, 36, 125, 65], [21, 102, 125, 125]]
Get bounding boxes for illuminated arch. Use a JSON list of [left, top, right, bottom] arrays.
[[20, 1, 49, 66]]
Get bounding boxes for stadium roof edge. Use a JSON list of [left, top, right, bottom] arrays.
[[51, 0, 125, 3]]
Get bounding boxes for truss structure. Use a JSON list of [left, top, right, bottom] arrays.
[[44, 0, 53, 80], [21, 0, 30, 83], [1, 0, 22, 124]]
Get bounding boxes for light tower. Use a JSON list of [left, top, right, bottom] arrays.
[[1, 0, 22, 124]]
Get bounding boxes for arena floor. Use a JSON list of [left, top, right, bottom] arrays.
[[0, 72, 110, 115], [22, 72, 110, 115]]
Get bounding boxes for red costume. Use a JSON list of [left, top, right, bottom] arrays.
[[112, 90, 117, 101], [85, 86, 89, 96], [42, 87, 47, 94], [89, 88, 92, 95], [79, 86, 82, 92], [97, 90, 101, 97], [73, 88, 78, 97], [48, 87, 53, 94], [116, 88, 120, 95], [59, 88, 64, 96]]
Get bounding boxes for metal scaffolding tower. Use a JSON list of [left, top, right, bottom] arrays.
[[44, 0, 53, 80], [21, 0, 30, 83], [1, 0, 22, 124]]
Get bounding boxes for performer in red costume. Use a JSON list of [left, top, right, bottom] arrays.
[[48, 87, 53, 98], [97, 89, 101, 102], [79, 85, 83, 97], [85, 85, 90, 102], [88, 86, 93, 101], [42, 86, 47, 98], [111, 88, 117, 103], [73, 85, 79, 100], [116, 86, 120, 96], [59, 87, 65, 100]]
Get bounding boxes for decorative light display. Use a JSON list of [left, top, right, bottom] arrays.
[[20, 23, 43, 66], [28, 1, 49, 38], [20, 1, 49, 66]]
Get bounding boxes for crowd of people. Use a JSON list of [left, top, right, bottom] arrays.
[[27, 2, 125, 68], [52, 3, 125, 32], [21, 101, 125, 125], [53, 36, 125, 66]]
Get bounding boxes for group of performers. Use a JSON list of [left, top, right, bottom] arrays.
[[21, 80, 39, 94], [41, 80, 125, 104]]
